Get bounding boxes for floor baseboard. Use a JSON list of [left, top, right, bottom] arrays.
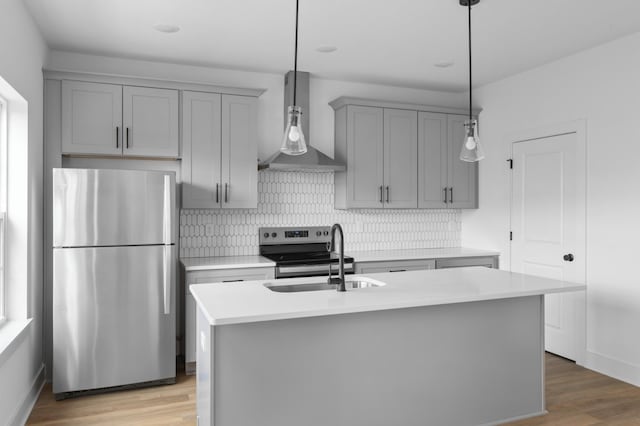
[[9, 363, 45, 426]]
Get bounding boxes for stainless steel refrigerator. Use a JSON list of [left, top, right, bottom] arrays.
[[52, 168, 176, 396]]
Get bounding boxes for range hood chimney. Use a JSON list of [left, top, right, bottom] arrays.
[[258, 71, 346, 171]]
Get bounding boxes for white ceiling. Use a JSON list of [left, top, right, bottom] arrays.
[[24, 0, 640, 91]]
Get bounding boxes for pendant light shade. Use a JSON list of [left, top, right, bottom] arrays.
[[460, 119, 485, 162], [280, 0, 308, 156], [281, 106, 307, 155], [459, 0, 484, 163]]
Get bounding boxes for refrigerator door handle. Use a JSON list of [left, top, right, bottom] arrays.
[[162, 175, 172, 245], [163, 246, 171, 315]]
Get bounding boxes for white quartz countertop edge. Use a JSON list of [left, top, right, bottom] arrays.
[[190, 268, 585, 327], [181, 255, 275, 271]]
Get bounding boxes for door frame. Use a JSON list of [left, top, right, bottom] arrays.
[[508, 119, 587, 365]]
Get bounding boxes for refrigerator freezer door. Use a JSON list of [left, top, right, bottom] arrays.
[[53, 245, 176, 394], [53, 168, 176, 247]]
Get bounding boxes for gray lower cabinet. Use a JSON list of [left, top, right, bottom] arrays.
[[435, 256, 498, 269], [184, 266, 274, 374], [356, 255, 498, 274], [182, 92, 258, 209], [355, 259, 435, 274]]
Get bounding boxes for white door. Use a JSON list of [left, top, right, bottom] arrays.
[[511, 126, 585, 361]]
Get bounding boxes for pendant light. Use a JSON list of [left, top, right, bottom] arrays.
[[280, 0, 308, 156], [459, 0, 485, 162]]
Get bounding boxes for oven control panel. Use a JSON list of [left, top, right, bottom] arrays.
[[259, 226, 331, 245]]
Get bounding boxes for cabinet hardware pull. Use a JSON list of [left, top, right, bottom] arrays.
[[116, 127, 120, 148], [222, 279, 243, 283], [379, 186, 384, 203], [443, 187, 448, 204], [126, 127, 130, 149], [449, 187, 453, 204], [216, 183, 219, 203], [225, 183, 229, 203], [389, 269, 407, 273], [386, 186, 390, 203], [563, 253, 574, 262]]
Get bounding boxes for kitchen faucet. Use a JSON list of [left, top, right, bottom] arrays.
[[327, 223, 346, 292]]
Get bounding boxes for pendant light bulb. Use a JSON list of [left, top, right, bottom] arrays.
[[460, 119, 485, 162], [281, 105, 307, 155]]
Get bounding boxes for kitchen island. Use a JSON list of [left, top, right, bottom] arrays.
[[190, 267, 585, 426]]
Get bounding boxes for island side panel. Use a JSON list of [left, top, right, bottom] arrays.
[[196, 306, 214, 425], [210, 295, 545, 426]]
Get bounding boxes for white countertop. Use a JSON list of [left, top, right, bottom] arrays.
[[190, 267, 584, 326], [181, 255, 275, 271], [349, 247, 500, 263]]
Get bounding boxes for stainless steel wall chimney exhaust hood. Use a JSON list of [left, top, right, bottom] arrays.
[[258, 71, 346, 171]]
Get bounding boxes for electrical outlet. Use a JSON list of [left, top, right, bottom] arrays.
[[205, 224, 215, 236]]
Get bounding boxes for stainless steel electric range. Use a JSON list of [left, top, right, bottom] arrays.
[[259, 226, 354, 279]]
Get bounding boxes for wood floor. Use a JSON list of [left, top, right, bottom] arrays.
[[27, 353, 640, 425]]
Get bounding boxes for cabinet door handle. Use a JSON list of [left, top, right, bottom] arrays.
[[386, 186, 390, 203], [563, 253, 574, 262], [126, 127, 130, 149], [379, 186, 384, 203], [389, 269, 407, 273], [116, 127, 120, 148], [222, 279, 243, 283], [225, 183, 229, 203], [216, 183, 219, 203], [443, 187, 448, 204], [449, 187, 453, 204]]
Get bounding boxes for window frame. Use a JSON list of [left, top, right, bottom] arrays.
[[0, 97, 7, 322]]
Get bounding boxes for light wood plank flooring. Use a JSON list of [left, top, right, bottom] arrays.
[[27, 354, 640, 425]]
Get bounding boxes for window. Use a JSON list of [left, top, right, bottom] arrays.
[[0, 98, 6, 322]]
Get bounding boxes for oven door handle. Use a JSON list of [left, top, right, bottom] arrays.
[[277, 263, 354, 276]]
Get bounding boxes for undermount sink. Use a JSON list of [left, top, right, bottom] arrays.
[[265, 277, 386, 293]]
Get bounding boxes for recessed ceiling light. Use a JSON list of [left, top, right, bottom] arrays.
[[316, 45, 337, 53], [153, 23, 180, 34], [434, 60, 455, 68]]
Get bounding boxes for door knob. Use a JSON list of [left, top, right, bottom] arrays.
[[563, 253, 574, 262]]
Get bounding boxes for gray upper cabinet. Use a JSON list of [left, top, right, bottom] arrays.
[[182, 91, 258, 209], [62, 80, 179, 158], [334, 104, 417, 209], [418, 112, 478, 209], [122, 86, 179, 158], [418, 112, 448, 208], [62, 81, 123, 156], [384, 108, 418, 208], [331, 97, 478, 210], [447, 115, 478, 209]]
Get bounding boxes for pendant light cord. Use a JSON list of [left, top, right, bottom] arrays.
[[468, 1, 472, 122], [293, 0, 299, 106]]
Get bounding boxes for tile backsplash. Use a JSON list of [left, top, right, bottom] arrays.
[[179, 171, 461, 257]]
